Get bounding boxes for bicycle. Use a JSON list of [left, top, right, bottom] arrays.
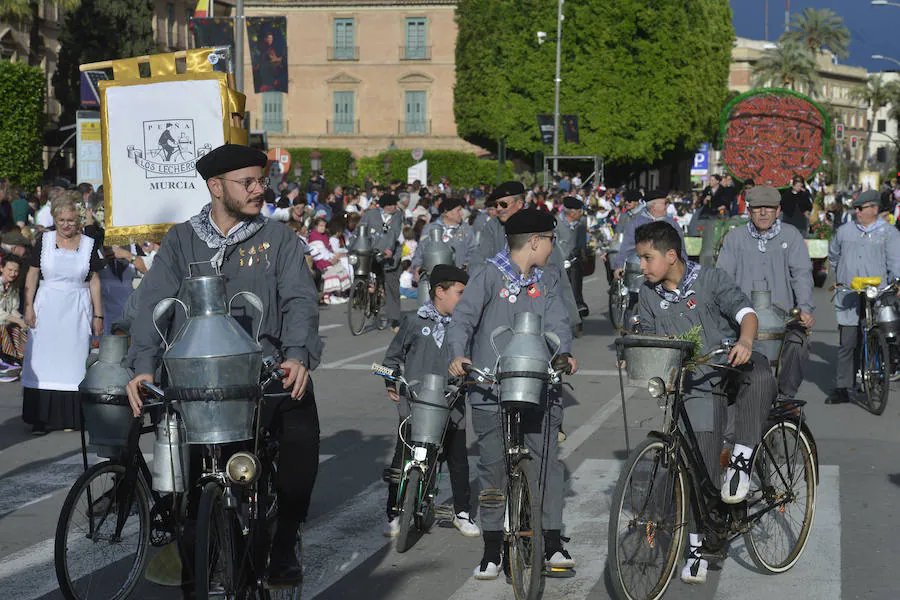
[[371, 364, 463, 553], [347, 249, 386, 335], [608, 336, 818, 600], [463, 359, 572, 600], [833, 276, 898, 415]]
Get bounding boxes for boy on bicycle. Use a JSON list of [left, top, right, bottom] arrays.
[[633, 221, 774, 585], [447, 209, 578, 580], [380, 264, 480, 538]]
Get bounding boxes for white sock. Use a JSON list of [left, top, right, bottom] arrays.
[[733, 443, 753, 460], [688, 533, 702, 549]]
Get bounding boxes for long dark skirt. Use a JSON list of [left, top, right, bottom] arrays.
[[22, 387, 80, 430]]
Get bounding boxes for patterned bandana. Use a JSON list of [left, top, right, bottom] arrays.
[[417, 301, 452, 348], [487, 249, 543, 296], [856, 218, 885, 235], [654, 260, 702, 303], [747, 217, 782, 253], [189, 203, 266, 273]]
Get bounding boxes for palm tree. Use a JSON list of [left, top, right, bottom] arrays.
[[851, 75, 894, 168], [752, 41, 820, 95], [0, 0, 81, 66], [782, 7, 851, 61]]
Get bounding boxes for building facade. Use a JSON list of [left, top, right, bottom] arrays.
[[242, 0, 480, 156], [865, 71, 900, 177]]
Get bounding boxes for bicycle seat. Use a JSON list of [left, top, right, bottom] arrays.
[[851, 276, 882, 290]]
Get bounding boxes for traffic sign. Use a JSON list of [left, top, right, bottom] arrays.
[[690, 142, 710, 175], [411, 147, 424, 161]]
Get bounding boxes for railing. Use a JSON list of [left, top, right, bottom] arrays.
[[399, 45, 432, 61], [398, 120, 432, 136], [327, 119, 361, 135], [327, 46, 360, 61]]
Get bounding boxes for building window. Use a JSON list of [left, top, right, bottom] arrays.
[[404, 18, 428, 60], [405, 90, 427, 134], [878, 119, 887, 133], [332, 18, 356, 60], [877, 146, 888, 163], [333, 91, 355, 134], [167, 3, 175, 47], [262, 92, 283, 133]]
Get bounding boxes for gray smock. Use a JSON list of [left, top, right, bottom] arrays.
[[829, 219, 900, 326], [411, 217, 477, 270], [359, 208, 404, 271], [615, 206, 640, 236], [471, 210, 490, 234], [555, 215, 587, 260], [614, 212, 685, 270]]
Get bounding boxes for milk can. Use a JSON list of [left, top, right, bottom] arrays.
[[409, 373, 451, 445], [751, 282, 786, 364], [418, 228, 456, 306], [491, 312, 559, 406], [350, 224, 375, 277], [877, 301, 900, 339], [151, 413, 188, 492], [623, 254, 645, 293], [154, 274, 263, 444], [80, 335, 134, 457]]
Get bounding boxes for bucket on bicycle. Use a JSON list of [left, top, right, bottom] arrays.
[[79, 335, 134, 458], [493, 312, 558, 407], [615, 334, 696, 390], [151, 413, 188, 492], [409, 373, 451, 445]]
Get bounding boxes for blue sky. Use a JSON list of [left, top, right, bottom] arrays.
[[730, 0, 893, 72]]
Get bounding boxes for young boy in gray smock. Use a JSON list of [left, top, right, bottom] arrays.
[[717, 185, 815, 401], [380, 265, 479, 538], [634, 221, 774, 585], [447, 209, 579, 580]]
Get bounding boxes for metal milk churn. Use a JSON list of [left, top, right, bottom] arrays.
[[751, 281, 786, 364], [877, 301, 900, 339], [623, 253, 645, 293], [491, 312, 560, 406], [152, 413, 188, 492], [153, 274, 264, 444], [409, 373, 451, 445], [351, 224, 375, 277], [79, 335, 134, 457], [419, 227, 456, 306]]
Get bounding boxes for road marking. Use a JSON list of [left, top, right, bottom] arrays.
[[716, 465, 840, 599], [319, 324, 343, 332], [560, 387, 635, 461], [320, 346, 389, 370]]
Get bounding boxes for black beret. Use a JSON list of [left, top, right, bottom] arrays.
[[439, 197, 464, 213], [622, 189, 642, 203], [504, 208, 556, 235], [195, 143, 268, 181], [429, 264, 469, 287], [379, 193, 398, 207], [645, 189, 667, 202], [488, 181, 525, 202], [562, 196, 583, 210]]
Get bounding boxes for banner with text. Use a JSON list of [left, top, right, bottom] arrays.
[[246, 17, 288, 93], [536, 114, 554, 145]]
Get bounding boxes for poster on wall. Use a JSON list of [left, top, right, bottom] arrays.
[[191, 18, 234, 72], [246, 17, 288, 93]]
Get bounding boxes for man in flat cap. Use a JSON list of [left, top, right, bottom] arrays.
[[828, 189, 900, 404], [717, 185, 814, 405], [614, 189, 684, 276], [358, 192, 405, 330], [411, 196, 477, 284], [447, 208, 578, 581], [615, 189, 643, 236], [125, 143, 322, 588], [556, 196, 589, 317]]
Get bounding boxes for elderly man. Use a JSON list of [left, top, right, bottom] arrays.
[[359, 192, 405, 330], [717, 185, 815, 402], [828, 189, 900, 404], [614, 189, 642, 236], [556, 196, 589, 316], [125, 143, 323, 587], [613, 189, 684, 276]]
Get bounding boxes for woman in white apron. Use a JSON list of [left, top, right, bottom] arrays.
[[22, 195, 103, 434]]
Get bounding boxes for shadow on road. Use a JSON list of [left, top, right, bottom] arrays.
[[888, 473, 900, 488], [0, 415, 34, 452]]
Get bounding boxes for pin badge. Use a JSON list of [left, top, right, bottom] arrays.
[[686, 299, 697, 310], [781, 242, 788, 249], [442, 234, 450, 243], [660, 299, 670, 309], [500, 288, 510, 298], [239, 248, 246, 257], [527, 285, 540, 298], [508, 294, 518, 304], [421, 326, 431, 336], [248, 246, 256, 255]]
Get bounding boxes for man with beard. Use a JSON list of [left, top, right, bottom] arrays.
[[125, 144, 323, 590]]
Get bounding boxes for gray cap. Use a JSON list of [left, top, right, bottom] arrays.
[[852, 189, 880, 208], [746, 185, 781, 208]]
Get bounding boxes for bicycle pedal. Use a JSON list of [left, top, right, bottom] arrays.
[[544, 566, 576, 578]]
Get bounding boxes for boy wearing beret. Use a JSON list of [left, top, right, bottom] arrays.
[[359, 193, 405, 330], [380, 264, 479, 538], [447, 209, 579, 579], [633, 221, 774, 585]]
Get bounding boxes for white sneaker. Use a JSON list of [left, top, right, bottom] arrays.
[[546, 549, 576, 568], [473, 560, 501, 580], [680, 533, 708, 584], [452, 512, 481, 537], [382, 517, 400, 537], [721, 443, 753, 504], [331, 296, 348, 304]]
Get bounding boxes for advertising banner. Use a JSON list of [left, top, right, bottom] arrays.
[[536, 114, 554, 145], [561, 114, 579, 144], [246, 16, 288, 93], [408, 160, 427, 185], [76, 111, 102, 187]]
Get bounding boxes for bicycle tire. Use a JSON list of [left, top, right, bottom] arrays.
[[608, 438, 687, 600], [55, 461, 151, 600], [864, 328, 890, 415], [395, 468, 420, 553], [195, 482, 241, 599], [744, 420, 816, 573], [508, 458, 544, 600], [347, 279, 369, 336]]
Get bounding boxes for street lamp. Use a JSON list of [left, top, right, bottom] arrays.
[[293, 166, 303, 180], [309, 149, 323, 173], [872, 54, 900, 69]]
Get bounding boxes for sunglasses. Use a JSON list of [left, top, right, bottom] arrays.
[[856, 204, 877, 211]]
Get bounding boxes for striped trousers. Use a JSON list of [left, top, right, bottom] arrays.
[[1, 323, 26, 361]]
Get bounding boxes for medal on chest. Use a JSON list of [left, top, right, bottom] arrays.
[[421, 326, 431, 336], [442, 234, 451, 243], [527, 285, 541, 298], [508, 294, 518, 304], [660, 299, 670, 310], [686, 298, 697, 310], [499, 288, 510, 299]]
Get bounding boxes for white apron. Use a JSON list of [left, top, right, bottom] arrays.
[[22, 231, 94, 391]]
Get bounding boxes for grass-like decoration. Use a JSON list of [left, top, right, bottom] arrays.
[[678, 325, 704, 368]]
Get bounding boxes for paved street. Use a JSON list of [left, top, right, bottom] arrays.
[[0, 269, 897, 600]]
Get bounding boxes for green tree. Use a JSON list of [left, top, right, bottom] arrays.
[[0, 0, 81, 66], [0, 61, 45, 187], [52, 0, 156, 125], [454, 0, 734, 167], [782, 7, 850, 61], [752, 41, 819, 95]]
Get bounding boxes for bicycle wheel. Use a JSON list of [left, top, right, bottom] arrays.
[[347, 279, 368, 336], [195, 482, 241, 599], [508, 458, 543, 600], [55, 461, 151, 600], [608, 438, 687, 600], [395, 468, 420, 554], [609, 282, 627, 330], [744, 420, 816, 573], [864, 328, 890, 415]]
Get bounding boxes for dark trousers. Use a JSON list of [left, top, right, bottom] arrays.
[[778, 326, 810, 398], [837, 325, 860, 390], [374, 261, 402, 324], [566, 258, 586, 310]]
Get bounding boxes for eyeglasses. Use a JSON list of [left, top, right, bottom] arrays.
[[217, 176, 270, 192], [855, 204, 877, 211], [537, 233, 557, 244], [497, 199, 522, 209]]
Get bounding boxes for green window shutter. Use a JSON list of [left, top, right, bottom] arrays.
[[334, 91, 354, 133], [334, 18, 355, 60], [404, 18, 427, 59], [405, 91, 426, 134], [262, 92, 283, 133]]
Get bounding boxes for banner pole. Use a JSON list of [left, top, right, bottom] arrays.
[[234, 0, 244, 92]]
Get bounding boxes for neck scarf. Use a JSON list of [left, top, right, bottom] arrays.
[[856, 218, 885, 235], [439, 217, 458, 241], [654, 260, 702, 303], [417, 301, 452, 348], [487, 249, 543, 297], [747, 217, 782, 253], [189, 203, 266, 273]]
